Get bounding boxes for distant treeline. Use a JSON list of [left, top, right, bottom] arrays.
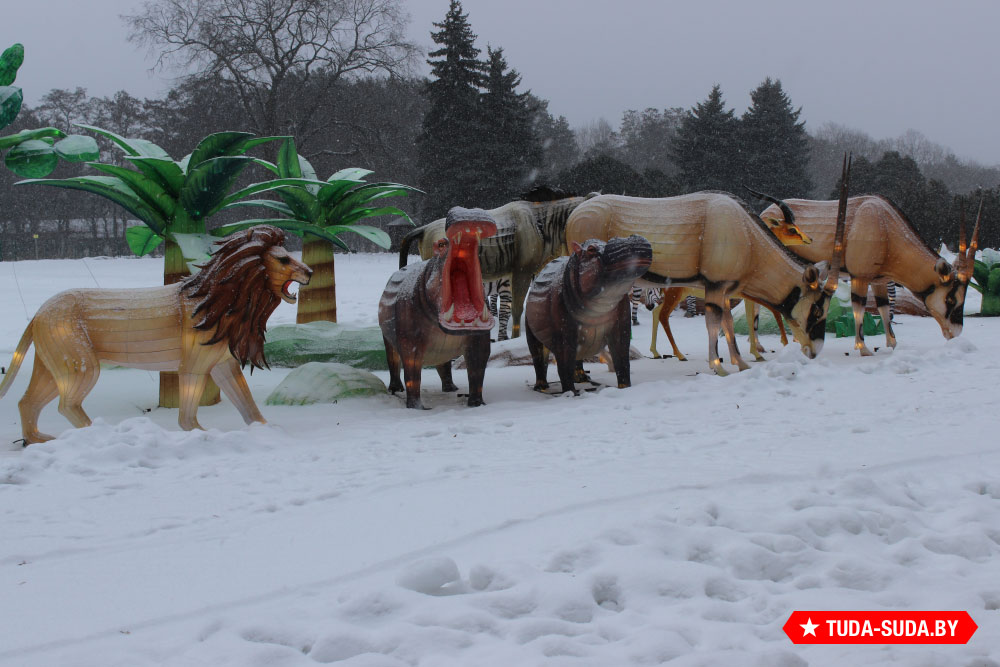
[[2, 0, 998, 261]]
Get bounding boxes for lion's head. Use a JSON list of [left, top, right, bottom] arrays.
[[182, 225, 312, 369]]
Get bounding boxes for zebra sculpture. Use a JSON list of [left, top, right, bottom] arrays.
[[484, 277, 513, 341], [399, 186, 595, 339]]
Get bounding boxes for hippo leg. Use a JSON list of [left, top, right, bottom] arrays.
[[553, 330, 580, 396], [384, 336, 404, 394], [464, 333, 490, 407], [607, 296, 633, 388], [437, 362, 459, 392], [526, 322, 550, 390], [402, 354, 427, 409]]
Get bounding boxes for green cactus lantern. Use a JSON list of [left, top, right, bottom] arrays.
[[0, 44, 98, 177], [971, 248, 1000, 316]]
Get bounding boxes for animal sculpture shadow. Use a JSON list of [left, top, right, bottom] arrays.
[[0, 226, 312, 444]]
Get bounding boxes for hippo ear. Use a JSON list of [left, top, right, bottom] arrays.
[[571, 241, 584, 256]]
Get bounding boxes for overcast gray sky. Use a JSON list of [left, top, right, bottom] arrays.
[[9, 0, 1000, 165]]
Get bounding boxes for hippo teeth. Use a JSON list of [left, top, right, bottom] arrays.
[[444, 303, 455, 322], [480, 303, 490, 322]]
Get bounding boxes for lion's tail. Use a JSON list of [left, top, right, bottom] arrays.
[[0, 321, 34, 401], [398, 224, 428, 268]]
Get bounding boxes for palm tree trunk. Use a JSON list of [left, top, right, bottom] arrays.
[[982, 291, 1000, 316], [296, 236, 337, 323], [158, 234, 221, 408]]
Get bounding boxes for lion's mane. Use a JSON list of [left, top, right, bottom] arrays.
[[181, 225, 287, 370]]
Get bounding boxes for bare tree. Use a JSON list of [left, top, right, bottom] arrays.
[[575, 118, 619, 158], [123, 0, 419, 143], [35, 87, 93, 130]]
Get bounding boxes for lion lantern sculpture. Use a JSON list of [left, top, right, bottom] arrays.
[[379, 207, 498, 410], [0, 225, 312, 444], [525, 235, 652, 394]]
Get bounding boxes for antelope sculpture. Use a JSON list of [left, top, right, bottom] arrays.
[[760, 192, 981, 355], [565, 161, 851, 375], [646, 189, 811, 362]]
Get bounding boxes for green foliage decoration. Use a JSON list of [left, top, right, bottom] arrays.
[[0, 43, 98, 177], [212, 138, 421, 249], [970, 248, 1000, 316], [17, 126, 284, 271]]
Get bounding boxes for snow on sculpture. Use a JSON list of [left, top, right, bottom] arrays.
[[564, 159, 851, 375], [379, 207, 498, 409], [759, 192, 982, 355], [525, 235, 652, 394], [0, 225, 312, 444]]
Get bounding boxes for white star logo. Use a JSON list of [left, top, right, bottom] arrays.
[[800, 618, 819, 637]]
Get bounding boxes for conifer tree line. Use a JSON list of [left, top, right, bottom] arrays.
[[3, 0, 999, 261]]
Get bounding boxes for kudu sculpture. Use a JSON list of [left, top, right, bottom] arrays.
[[565, 161, 852, 374]]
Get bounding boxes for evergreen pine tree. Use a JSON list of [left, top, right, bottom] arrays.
[[672, 85, 740, 193], [740, 77, 813, 197], [479, 46, 543, 207], [416, 0, 487, 218]]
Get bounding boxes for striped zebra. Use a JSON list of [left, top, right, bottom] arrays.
[[628, 286, 662, 325], [485, 276, 513, 341], [887, 280, 896, 322]]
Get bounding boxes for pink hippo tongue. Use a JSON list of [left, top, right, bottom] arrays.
[[439, 209, 498, 331]]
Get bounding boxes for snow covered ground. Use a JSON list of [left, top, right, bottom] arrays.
[[0, 252, 998, 666]]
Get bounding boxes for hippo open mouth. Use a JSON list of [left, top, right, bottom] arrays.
[[439, 215, 498, 332]]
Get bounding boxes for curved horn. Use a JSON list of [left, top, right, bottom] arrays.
[[955, 203, 968, 279], [744, 185, 796, 226], [824, 154, 851, 294]]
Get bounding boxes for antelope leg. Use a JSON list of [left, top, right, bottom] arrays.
[[720, 296, 750, 371], [704, 300, 728, 376], [851, 277, 874, 356]]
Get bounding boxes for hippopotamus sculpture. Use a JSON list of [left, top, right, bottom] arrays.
[[525, 235, 652, 394], [379, 207, 498, 409]]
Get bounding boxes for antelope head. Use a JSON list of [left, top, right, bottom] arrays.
[[784, 155, 851, 358], [922, 199, 981, 339], [745, 186, 813, 246]]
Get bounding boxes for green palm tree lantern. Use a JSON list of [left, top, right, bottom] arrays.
[[0, 43, 98, 177], [17, 127, 282, 407], [214, 138, 422, 323]]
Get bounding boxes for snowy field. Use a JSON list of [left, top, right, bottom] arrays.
[[0, 252, 998, 667]]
